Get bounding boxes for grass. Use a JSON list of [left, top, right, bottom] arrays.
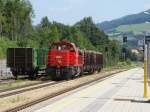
[[116, 23, 150, 34], [103, 61, 143, 71], [9, 95, 28, 103], [0, 80, 42, 91], [0, 37, 17, 59], [116, 61, 143, 69]]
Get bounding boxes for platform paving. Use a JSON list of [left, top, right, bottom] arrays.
[[22, 68, 150, 112]]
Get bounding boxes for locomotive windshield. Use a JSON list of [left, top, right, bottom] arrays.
[[51, 44, 75, 52]]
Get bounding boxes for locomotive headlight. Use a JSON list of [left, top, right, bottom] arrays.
[[57, 60, 62, 64]]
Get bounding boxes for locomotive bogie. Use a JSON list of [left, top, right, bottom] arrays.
[[46, 66, 81, 80]]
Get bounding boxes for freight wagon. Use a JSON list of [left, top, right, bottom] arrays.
[[7, 48, 47, 79], [83, 51, 103, 74]]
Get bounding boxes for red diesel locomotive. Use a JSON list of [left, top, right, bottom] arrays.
[[46, 41, 103, 80]]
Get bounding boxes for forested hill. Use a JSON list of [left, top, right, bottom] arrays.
[[0, 0, 121, 66], [0, 0, 113, 51], [97, 9, 150, 32]]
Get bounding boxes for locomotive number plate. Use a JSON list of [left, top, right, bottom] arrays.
[[56, 56, 62, 58]]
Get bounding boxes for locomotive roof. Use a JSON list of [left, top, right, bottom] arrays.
[[53, 41, 74, 46], [52, 41, 102, 54], [52, 41, 78, 51], [83, 50, 102, 54]]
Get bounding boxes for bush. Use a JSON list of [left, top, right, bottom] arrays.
[[0, 38, 17, 59], [126, 59, 132, 65]]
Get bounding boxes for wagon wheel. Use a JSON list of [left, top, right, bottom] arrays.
[[79, 67, 84, 76], [14, 75, 18, 80], [29, 71, 36, 80], [98, 67, 102, 73], [12, 71, 18, 80]]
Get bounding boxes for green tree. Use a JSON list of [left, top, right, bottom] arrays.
[[3, 0, 33, 41], [0, 0, 5, 37], [75, 17, 109, 51]]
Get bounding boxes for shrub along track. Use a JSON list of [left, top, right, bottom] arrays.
[[1, 69, 126, 112]]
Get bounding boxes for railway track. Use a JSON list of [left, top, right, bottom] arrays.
[[0, 73, 96, 99], [0, 81, 57, 98], [0, 74, 90, 99], [0, 72, 103, 98], [0, 74, 91, 99], [0, 79, 13, 84], [3, 70, 125, 112], [0, 79, 51, 93]]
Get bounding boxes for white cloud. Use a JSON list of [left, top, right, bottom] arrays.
[[65, 0, 84, 4], [48, 7, 72, 12], [48, 0, 85, 13], [144, 3, 150, 10], [144, 11, 150, 15]]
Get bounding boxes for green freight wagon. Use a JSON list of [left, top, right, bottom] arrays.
[[7, 48, 47, 79]]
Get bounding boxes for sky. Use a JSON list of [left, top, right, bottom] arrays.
[[30, 0, 150, 25]]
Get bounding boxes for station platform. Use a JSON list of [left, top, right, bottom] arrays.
[[27, 68, 150, 112]]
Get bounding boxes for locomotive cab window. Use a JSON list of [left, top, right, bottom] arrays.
[[51, 44, 74, 51], [78, 51, 82, 55], [51, 45, 58, 50], [62, 45, 67, 50], [70, 47, 75, 52]]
